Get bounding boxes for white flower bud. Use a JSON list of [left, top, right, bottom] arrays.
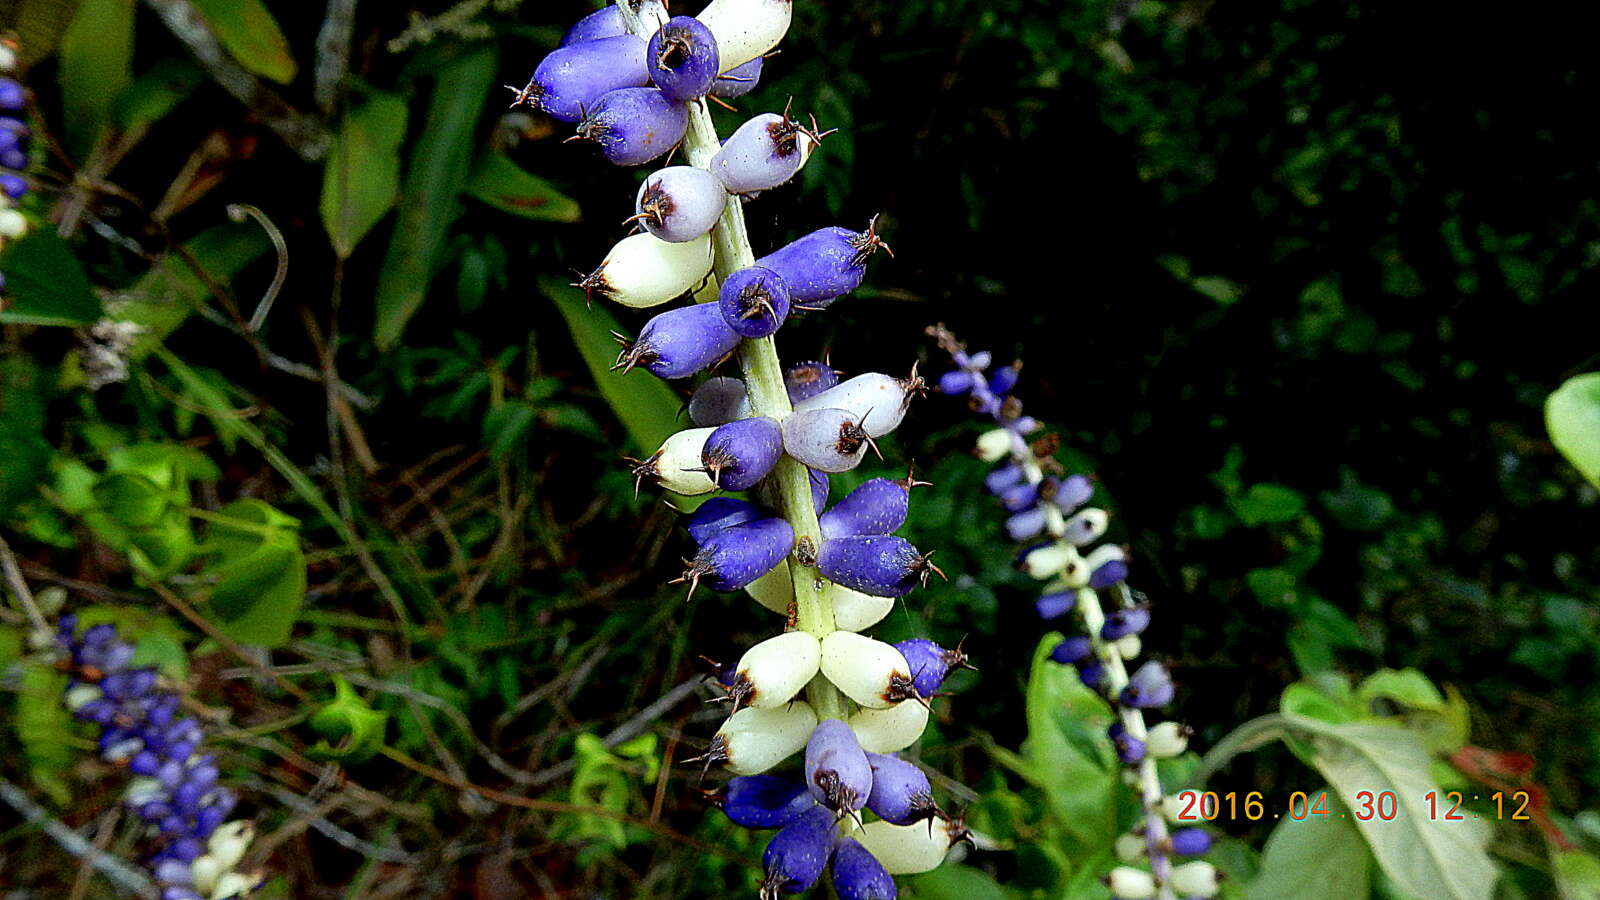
[[1146, 721, 1191, 758], [1171, 861, 1221, 897], [695, 0, 793, 72], [0, 209, 28, 239], [847, 697, 929, 753], [1062, 507, 1110, 545], [206, 821, 255, 870], [832, 585, 894, 632], [794, 373, 916, 439], [857, 819, 961, 875], [0, 45, 17, 71], [191, 854, 225, 895], [1107, 866, 1156, 899], [975, 428, 1013, 462], [209, 870, 265, 899], [1083, 543, 1127, 571], [1021, 542, 1080, 580], [1115, 634, 1142, 659], [1115, 832, 1147, 863], [1161, 793, 1190, 822], [820, 631, 913, 708], [745, 559, 793, 615], [637, 428, 717, 496], [64, 684, 103, 711], [734, 632, 820, 709], [587, 232, 713, 309], [716, 702, 817, 775]]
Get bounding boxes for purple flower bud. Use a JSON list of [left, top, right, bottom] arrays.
[[998, 483, 1038, 512], [755, 220, 890, 308], [937, 370, 973, 394], [1078, 661, 1106, 689], [1050, 636, 1092, 665], [1121, 661, 1175, 709], [0, 79, 26, 112], [761, 805, 837, 897], [710, 110, 819, 193], [1091, 558, 1131, 590], [1101, 606, 1150, 640], [892, 638, 970, 698], [781, 408, 872, 473], [804, 719, 872, 814], [808, 467, 831, 512], [677, 517, 794, 597], [718, 266, 792, 338], [700, 416, 783, 490], [559, 6, 626, 46], [723, 775, 818, 829], [818, 535, 941, 598], [819, 477, 919, 540], [710, 55, 764, 98], [1005, 506, 1048, 541], [1055, 473, 1095, 513], [688, 376, 751, 427], [988, 362, 1021, 396], [614, 302, 743, 379], [1109, 722, 1146, 764], [1036, 590, 1077, 620], [864, 752, 937, 826], [514, 35, 648, 123], [574, 87, 688, 166], [647, 16, 720, 102], [831, 837, 898, 900], [984, 464, 1023, 495], [1169, 827, 1213, 856], [687, 497, 765, 544], [162, 888, 204, 900], [0, 172, 25, 199], [0, 148, 25, 170], [785, 360, 841, 404]]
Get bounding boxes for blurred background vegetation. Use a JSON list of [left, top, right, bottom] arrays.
[[1, 0, 1597, 897]]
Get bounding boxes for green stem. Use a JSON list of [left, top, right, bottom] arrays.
[[615, 3, 846, 721]]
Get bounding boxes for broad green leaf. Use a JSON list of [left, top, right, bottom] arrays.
[[1547, 373, 1600, 488], [10, 0, 79, 65], [188, 0, 297, 84], [1245, 791, 1372, 900], [1011, 633, 1119, 851], [465, 153, 582, 222], [119, 223, 272, 360], [0, 357, 51, 520], [543, 276, 685, 455], [112, 58, 204, 141], [206, 498, 301, 560], [125, 507, 197, 577], [1230, 482, 1307, 526], [18, 665, 74, 805], [1286, 714, 1497, 900], [58, 0, 134, 159], [1555, 850, 1600, 900], [308, 676, 389, 763], [321, 93, 409, 258], [1356, 669, 1445, 712], [0, 228, 101, 326], [910, 866, 1013, 900], [1246, 566, 1299, 607], [92, 473, 170, 528], [208, 542, 305, 648], [374, 46, 497, 351]]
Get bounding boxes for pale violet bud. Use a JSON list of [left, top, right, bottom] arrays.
[[1115, 634, 1142, 659], [1062, 507, 1110, 545], [857, 818, 963, 875], [580, 231, 713, 309], [848, 697, 929, 754], [794, 372, 919, 439], [745, 559, 793, 615], [1021, 542, 1080, 580], [716, 702, 817, 775], [1114, 832, 1147, 863], [734, 632, 821, 709], [820, 631, 915, 708], [1107, 866, 1156, 899], [125, 777, 165, 807], [975, 428, 1012, 462], [832, 585, 894, 632], [1171, 861, 1221, 897], [1146, 721, 1192, 758], [64, 684, 102, 711], [633, 427, 717, 495], [695, 0, 792, 72]]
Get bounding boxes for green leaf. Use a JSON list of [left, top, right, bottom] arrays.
[[187, 0, 297, 84], [112, 59, 204, 142], [1356, 669, 1445, 712], [0, 228, 102, 326], [1554, 850, 1600, 900], [58, 0, 135, 159], [1246, 567, 1300, 607], [910, 866, 1013, 900], [204, 499, 305, 648], [1320, 468, 1394, 531], [1245, 790, 1372, 900], [91, 473, 170, 528], [1547, 373, 1600, 488], [321, 93, 409, 258], [1230, 482, 1307, 526], [465, 153, 582, 222], [1191, 275, 1242, 305], [18, 665, 74, 805], [0, 357, 51, 520], [374, 46, 497, 351], [542, 276, 685, 455], [1286, 714, 1498, 900], [482, 400, 538, 460], [308, 676, 389, 762]]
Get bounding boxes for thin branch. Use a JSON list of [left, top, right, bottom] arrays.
[[0, 534, 50, 637], [0, 777, 160, 899], [314, 0, 360, 114]]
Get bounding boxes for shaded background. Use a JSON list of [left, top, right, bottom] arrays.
[[1, 0, 1597, 897]]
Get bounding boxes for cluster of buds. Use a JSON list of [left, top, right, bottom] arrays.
[[0, 38, 34, 288], [515, 3, 970, 896], [57, 617, 262, 900], [930, 326, 1219, 900]]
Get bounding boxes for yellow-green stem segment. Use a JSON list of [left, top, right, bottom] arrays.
[[616, 3, 847, 722]]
